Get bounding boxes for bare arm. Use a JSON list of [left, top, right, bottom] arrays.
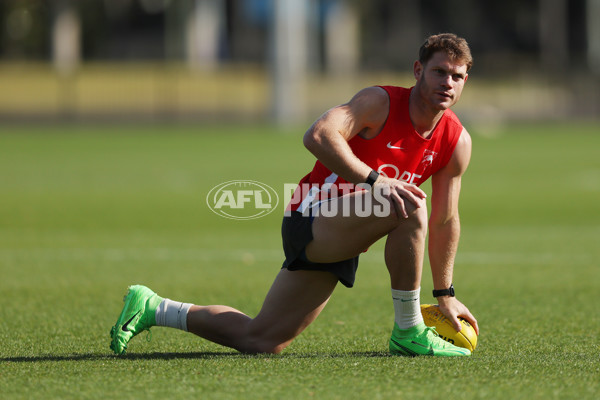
[[429, 128, 479, 334], [303, 87, 427, 216]]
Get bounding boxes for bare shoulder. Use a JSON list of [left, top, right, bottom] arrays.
[[456, 128, 472, 155], [307, 86, 389, 142], [347, 86, 388, 114], [348, 86, 389, 105], [344, 86, 389, 138], [430, 128, 471, 217], [442, 127, 472, 178]]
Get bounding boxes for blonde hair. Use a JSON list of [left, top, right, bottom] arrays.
[[419, 33, 473, 71]]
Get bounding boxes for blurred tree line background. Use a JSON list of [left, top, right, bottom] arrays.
[[0, 0, 598, 125]]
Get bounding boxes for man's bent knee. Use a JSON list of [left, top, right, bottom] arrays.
[[389, 196, 428, 227], [410, 198, 428, 226], [242, 319, 296, 354], [242, 335, 291, 354]]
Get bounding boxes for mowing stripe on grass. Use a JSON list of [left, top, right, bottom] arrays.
[[0, 247, 593, 265]]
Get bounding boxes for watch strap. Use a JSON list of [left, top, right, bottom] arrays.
[[432, 284, 455, 297], [365, 170, 379, 186]]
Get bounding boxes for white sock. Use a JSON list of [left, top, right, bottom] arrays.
[[154, 298, 193, 331], [391, 287, 423, 329]]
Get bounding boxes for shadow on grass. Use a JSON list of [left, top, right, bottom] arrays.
[[1, 351, 390, 363]]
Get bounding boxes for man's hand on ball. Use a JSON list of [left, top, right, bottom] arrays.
[[437, 296, 479, 335]]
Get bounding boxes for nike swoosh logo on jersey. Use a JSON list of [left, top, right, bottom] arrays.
[[121, 311, 141, 332], [387, 142, 404, 150]]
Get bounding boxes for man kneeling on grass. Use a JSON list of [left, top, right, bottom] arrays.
[[110, 33, 479, 357]]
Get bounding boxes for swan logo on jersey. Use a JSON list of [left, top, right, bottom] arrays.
[[420, 150, 437, 169], [207, 180, 279, 220]]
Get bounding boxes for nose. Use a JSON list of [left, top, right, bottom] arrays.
[[441, 74, 452, 88]]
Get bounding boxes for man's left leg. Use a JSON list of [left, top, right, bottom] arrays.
[[185, 268, 338, 354], [110, 269, 338, 355]]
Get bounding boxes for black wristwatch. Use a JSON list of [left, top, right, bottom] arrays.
[[432, 284, 455, 298], [365, 170, 379, 186]]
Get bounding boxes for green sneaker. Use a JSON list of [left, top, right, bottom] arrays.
[[389, 322, 471, 357], [109, 285, 163, 355]]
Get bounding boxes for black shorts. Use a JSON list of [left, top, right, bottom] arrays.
[[281, 211, 359, 288]]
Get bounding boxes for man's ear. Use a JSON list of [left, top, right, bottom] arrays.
[[413, 60, 423, 80]]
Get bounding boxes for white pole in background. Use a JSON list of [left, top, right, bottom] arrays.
[[52, 3, 80, 77], [187, 0, 225, 71], [271, 0, 309, 125], [52, 1, 80, 118]]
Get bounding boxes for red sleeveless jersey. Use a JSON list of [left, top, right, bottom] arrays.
[[288, 86, 463, 213]]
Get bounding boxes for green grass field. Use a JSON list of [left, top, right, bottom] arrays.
[[0, 122, 598, 399]]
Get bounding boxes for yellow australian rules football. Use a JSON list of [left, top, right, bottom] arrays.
[[420, 304, 478, 351]]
